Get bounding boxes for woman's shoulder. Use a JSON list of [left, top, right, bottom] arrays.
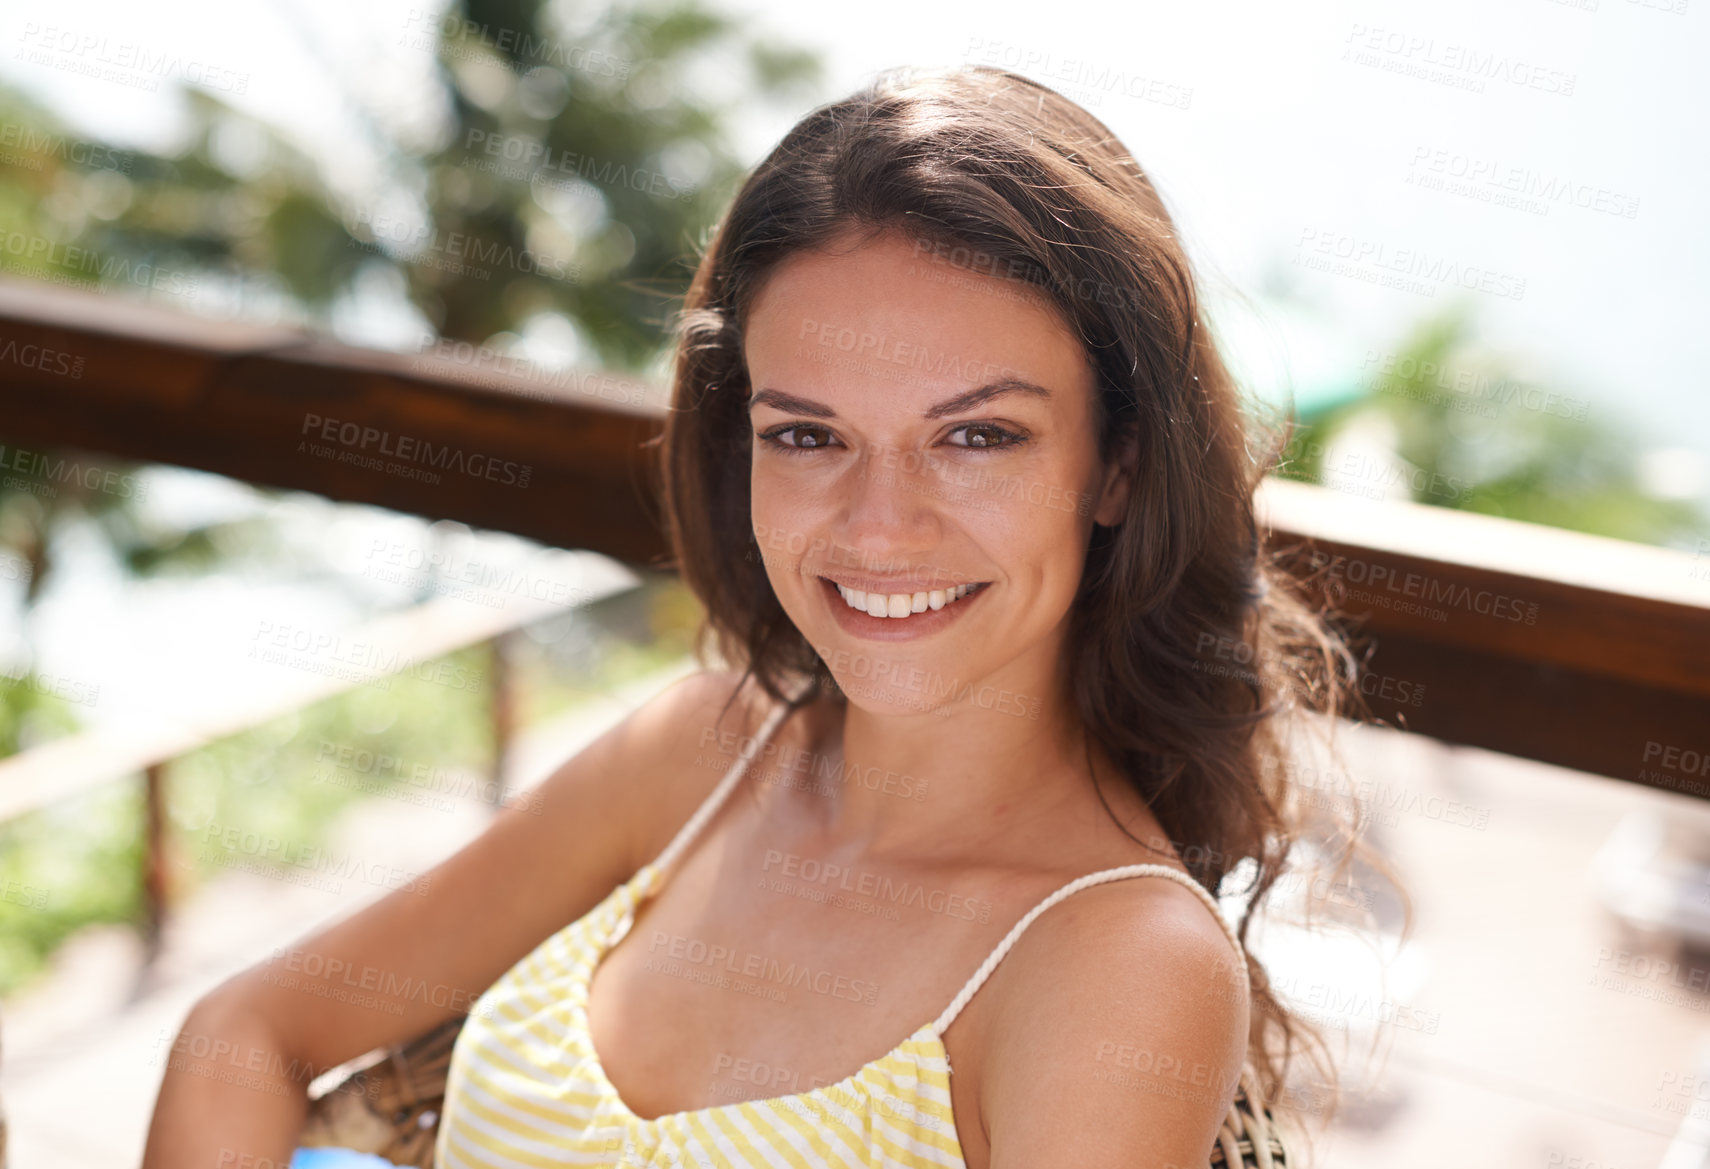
[[622, 667, 801, 863], [1000, 863, 1248, 1001], [965, 857, 1251, 1153]]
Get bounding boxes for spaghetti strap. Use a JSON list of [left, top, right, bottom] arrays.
[[931, 863, 1247, 1036], [642, 679, 806, 881]]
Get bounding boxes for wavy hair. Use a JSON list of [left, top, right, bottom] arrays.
[[653, 63, 1402, 1145]]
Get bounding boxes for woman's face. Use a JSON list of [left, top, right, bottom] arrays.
[[743, 226, 1133, 719]]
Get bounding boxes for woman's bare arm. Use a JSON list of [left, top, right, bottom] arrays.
[[140, 667, 763, 1169], [981, 879, 1251, 1169]]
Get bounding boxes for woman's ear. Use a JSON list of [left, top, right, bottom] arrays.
[[1092, 419, 1138, 528]]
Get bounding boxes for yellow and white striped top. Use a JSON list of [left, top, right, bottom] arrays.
[[435, 694, 1248, 1168]]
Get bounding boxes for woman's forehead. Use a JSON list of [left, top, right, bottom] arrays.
[[745, 231, 1091, 404]]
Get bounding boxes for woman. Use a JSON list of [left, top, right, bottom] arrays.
[[146, 64, 1374, 1169]]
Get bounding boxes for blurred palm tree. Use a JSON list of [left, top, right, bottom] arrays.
[[0, 0, 823, 994], [0, 0, 824, 731], [1275, 308, 1707, 549]]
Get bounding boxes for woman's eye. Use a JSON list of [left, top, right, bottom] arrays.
[[757, 422, 1026, 454], [759, 425, 839, 452], [948, 424, 1025, 450]]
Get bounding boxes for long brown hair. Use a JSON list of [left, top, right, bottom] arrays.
[[655, 62, 1400, 1144]]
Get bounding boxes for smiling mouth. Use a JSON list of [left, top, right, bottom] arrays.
[[820, 576, 991, 619]]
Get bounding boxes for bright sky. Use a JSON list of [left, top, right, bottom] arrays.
[[5, 0, 1708, 487]]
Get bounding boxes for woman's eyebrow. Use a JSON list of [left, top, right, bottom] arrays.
[[748, 378, 1053, 420]]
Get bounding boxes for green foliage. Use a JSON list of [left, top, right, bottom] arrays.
[[176, 645, 495, 891], [1275, 309, 1709, 549], [0, 573, 701, 998], [0, 0, 823, 366], [0, 2, 826, 399], [516, 574, 703, 724], [406, 0, 822, 365], [0, 0, 828, 688], [0, 672, 81, 756], [0, 645, 498, 997], [0, 783, 144, 996]]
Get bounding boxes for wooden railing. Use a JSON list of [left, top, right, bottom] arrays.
[[0, 554, 643, 974], [1, 275, 1707, 802], [1258, 479, 1709, 790]]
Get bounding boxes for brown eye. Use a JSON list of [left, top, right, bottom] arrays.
[[759, 424, 841, 454], [950, 424, 1026, 450]]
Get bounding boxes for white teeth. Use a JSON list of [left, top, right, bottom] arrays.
[[835, 581, 982, 618]]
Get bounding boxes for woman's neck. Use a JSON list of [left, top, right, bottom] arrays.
[[773, 681, 1104, 862]]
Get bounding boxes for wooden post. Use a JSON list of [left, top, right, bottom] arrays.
[[490, 632, 516, 812], [141, 761, 170, 966]]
